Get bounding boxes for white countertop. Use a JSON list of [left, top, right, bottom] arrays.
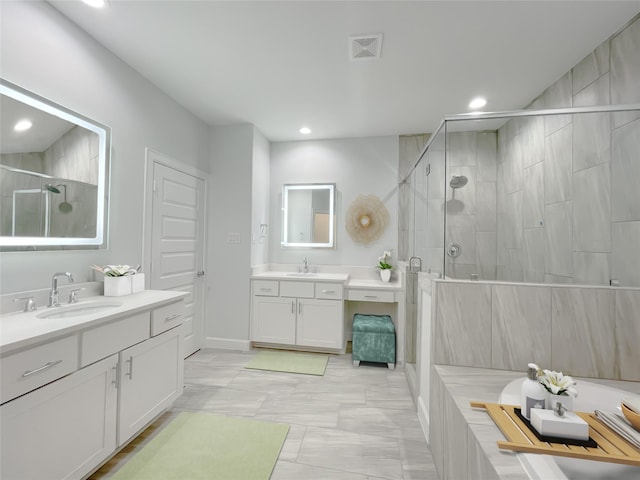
[[251, 271, 402, 290], [0, 290, 187, 355], [347, 278, 403, 290], [251, 271, 350, 282]]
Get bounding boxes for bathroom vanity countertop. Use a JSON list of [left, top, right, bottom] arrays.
[[251, 271, 349, 282], [0, 290, 187, 355], [346, 278, 403, 290]]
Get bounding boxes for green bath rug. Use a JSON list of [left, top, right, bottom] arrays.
[[110, 412, 288, 480], [245, 350, 329, 376]]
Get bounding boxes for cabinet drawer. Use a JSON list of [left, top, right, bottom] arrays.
[[315, 283, 343, 300], [253, 280, 279, 296], [347, 289, 395, 303], [151, 301, 184, 336], [1, 335, 78, 404], [280, 281, 314, 298], [81, 312, 150, 367]]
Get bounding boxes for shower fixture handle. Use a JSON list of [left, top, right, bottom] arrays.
[[409, 256, 422, 273], [447, 243, 462, 258]]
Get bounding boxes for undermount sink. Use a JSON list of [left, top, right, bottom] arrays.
[[36, 301, 123, 319], [286, 272, 317, 277]]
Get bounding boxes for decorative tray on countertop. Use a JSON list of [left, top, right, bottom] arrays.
[[470, 401, 640, 466]]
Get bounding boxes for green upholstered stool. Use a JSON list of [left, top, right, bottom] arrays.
[[352, 314, 396, 370]]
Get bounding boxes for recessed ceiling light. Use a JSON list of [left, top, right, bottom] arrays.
[[469, 97, 487, 109], [82, 0, 106, 8], [299, 127, 311, 135], [14, 119, 32, 132]]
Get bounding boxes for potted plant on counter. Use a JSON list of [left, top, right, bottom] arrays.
[[376, 250, 393, 283]]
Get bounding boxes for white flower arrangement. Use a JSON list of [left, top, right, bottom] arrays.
[[92, 264, 139, 277], [538, 369, 577, 397], [377, 250, 393, 270]]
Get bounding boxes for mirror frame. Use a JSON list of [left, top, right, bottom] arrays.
[[0, 79, 111, 249], [282, 183, 335, 248]]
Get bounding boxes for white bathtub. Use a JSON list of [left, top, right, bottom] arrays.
[[499, 378, 640, 480]]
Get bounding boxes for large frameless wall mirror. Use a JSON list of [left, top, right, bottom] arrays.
[[0, 79, 110, 250], [282, 183, 335, 248]]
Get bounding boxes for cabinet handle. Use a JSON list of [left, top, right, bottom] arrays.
[[291, 301, 295, 314], [165, 313, 181, 322], [126, 356, 134, 380], [22, 360, 62, 378], [321, 290, 336, 294], [298, 302, 302, 314], [111, 365, 118, 387], [364, 295, 378, 299], [260, 288, 272, 292]]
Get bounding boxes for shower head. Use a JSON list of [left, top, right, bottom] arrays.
[[449, 175, 468, 189], [43, 184, 61, 194]]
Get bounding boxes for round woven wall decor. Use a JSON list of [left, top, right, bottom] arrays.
[[345, 194, 389, 244]]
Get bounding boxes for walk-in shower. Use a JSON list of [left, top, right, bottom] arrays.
[[402, 103, 640, 288]]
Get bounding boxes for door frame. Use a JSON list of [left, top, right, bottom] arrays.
[[141, 147, 209, 353]]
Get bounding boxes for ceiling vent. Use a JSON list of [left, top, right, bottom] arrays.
[[349, 34, 383, 61]]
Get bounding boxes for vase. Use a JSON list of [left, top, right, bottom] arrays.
[[547, 392, 573, 413], [104, 276, 131, 296], [380, 269, 391, 283]]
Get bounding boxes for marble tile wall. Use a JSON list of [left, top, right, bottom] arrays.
[[445, 131, 498, 281], [495, 15, 640, 287], [433, 280, 640, 381]]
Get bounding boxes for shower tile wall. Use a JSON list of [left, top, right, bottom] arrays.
[[432, 280, 640, 382], [496, 14, 640, 287], [446, 131, 497, 280]]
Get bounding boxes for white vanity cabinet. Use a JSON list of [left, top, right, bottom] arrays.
[[1, 354, 118, 480], [251, 279, 344, 351], [118, 326, 182, 445], [0, 292, 186, 480]]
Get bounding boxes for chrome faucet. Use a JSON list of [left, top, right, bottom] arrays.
[[48, 272, 74, 307], [303, 257, 308, 274]]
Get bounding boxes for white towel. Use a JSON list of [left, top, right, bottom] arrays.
[[594, 410, 640, 450]]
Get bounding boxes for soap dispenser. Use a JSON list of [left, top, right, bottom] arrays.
[[520, 363, 546, 420]]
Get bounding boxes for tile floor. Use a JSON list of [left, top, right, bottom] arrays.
[[91, 348, 438, 480]]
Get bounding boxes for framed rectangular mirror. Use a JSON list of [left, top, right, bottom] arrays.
[[0, 79, 111, 250], [282, 183, 335, 248]]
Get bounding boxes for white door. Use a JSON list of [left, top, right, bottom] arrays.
[[149, 160, 206, 357]]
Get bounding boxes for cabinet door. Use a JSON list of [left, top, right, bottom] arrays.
[[118, 327, 183, 446], [296, 299, 344, 349], [1, 355, 118, 480], [251, 296, 296, 345]]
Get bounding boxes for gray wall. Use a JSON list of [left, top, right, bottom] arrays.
[[269, 136, 399, 268], [0, 1, 211, 293]]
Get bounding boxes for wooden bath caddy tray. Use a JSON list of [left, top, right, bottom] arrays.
[[470, 401, 640, 466]]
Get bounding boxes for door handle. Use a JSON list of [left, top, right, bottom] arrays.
[[197, 270, 205, 277]]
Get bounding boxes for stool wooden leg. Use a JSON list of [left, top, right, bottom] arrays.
[[387, 363, 395, 370], [353, 360, 360, 367]]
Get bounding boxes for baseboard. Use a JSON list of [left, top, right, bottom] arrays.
[[204, 337, 251, 351], [417, 395, 430, 444]]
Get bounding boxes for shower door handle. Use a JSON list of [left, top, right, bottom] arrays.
[[409, 256, 422, 273]]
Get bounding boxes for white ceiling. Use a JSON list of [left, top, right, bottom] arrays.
[[50, 1, 640, 142]]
